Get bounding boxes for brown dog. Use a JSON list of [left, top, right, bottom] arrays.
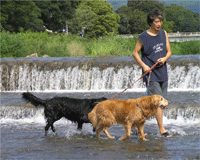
[[88, 95, 169, 141]]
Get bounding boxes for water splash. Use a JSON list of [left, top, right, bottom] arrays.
[[1, 105, 199, 123]]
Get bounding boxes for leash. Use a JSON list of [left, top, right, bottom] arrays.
[[110, 61, 159, 100]]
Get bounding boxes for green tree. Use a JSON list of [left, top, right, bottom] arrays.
[[116, 0, 168, 34], [70, 1, 120, 38], [162, 19, 174, 33], [68, 7, 97, 35], [165, 4, 200, 32], [116, 6, 132, 34], [35, 1, 79, 32], [129, 10, 149, 34], [116, 5, 149, 34], [34, 1, 51, 30], [1, 1, 44, 32], [127, 0, 165, 13]]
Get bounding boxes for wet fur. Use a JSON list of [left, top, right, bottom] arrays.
[[22, 92, 107, 135], [88, 95, 169, 141]]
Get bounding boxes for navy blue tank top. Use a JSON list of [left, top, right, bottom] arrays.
[[138, 29, 168, 82]]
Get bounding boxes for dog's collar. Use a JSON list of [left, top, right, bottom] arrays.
[[137, 104, 142, 112], [136, 99, 142, 112]]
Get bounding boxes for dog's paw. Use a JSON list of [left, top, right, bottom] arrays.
[[138, 136, 149, 141], [109, 136, 115, 140]]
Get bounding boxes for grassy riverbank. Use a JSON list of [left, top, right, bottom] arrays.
[[1, 31, 200, 58]]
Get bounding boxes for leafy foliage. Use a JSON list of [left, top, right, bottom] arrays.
[[116, 0, 170, 34], [68, 7, 97, 35], [35, 1, 79, 32], [0, 0, 199, 38], [1, 31, 199, 58], [1, 1, 79, 33], [69, 1, 120, 38], [1, 31, 71, 58], [116, 0, 199, 34], [127, 0, 165, 13], [165, 4, 200, 32], [1, 1, 44, 32]]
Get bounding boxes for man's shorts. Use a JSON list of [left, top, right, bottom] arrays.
[[145, 80, 168, 99]]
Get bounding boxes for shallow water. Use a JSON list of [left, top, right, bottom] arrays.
[[1, 91, 200, 159]]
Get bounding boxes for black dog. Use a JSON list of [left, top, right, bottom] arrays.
[[22, 92, 107, 135]]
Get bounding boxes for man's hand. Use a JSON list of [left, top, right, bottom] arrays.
[[157, 57, 166, 67], [143, 65, 151, 73]]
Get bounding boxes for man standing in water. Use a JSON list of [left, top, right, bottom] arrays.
[[132, 9, 172, 137]]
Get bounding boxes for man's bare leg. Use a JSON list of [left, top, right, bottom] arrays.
[[155, 108, 171, 137]]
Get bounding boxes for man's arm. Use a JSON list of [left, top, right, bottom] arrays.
[[157, 30, 172, 66], [132, 40, 150, 72]]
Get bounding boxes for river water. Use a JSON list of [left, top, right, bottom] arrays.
[[1, 55, 200, 159]]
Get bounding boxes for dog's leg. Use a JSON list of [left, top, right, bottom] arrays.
[[45, 120, 56, 136], [51, 124, 57, 135], [77, 122, 83, 130], [45, 123, 50, 136], [101, 115, 115, 139], [137, 123, 147, 141], [103, 127, 114, 139], [96, 125, 104, 138], [120, 123, 132, 141]]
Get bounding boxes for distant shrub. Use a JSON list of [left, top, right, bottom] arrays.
[[67, 41, 85, 56], [179, 41, 200, 55], [1, 31, 199, 58]]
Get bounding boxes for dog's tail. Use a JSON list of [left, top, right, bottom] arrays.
[[88, 109, 98, 129], [22, 92, 46, 107]]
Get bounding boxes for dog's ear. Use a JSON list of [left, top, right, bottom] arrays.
[[150, 95, 162, 109], [137, 97, 152, 117], [137, 97, 151, 109]]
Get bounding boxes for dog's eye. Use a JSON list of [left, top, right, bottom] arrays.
[[161, 98, 163, 101]]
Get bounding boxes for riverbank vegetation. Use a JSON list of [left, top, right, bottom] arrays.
[[1, 1, 199, 37], [1, 31, 199, 58], [1, 1, 199, 58]]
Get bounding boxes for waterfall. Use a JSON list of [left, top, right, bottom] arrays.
[[168, 65, 200, 90], [0, 56, 199, 92], [0, 106, 39, 119], [163, 106, 200, 120]]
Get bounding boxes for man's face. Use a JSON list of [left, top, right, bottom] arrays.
[[151, 17, 163, 31]]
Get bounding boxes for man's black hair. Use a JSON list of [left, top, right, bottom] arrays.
[[147, 9, 164, 26]]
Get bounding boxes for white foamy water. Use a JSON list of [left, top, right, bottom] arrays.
[[1, 105, 199, 137], [147, 116, 200, 127], [2, 112, 199, 127]]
